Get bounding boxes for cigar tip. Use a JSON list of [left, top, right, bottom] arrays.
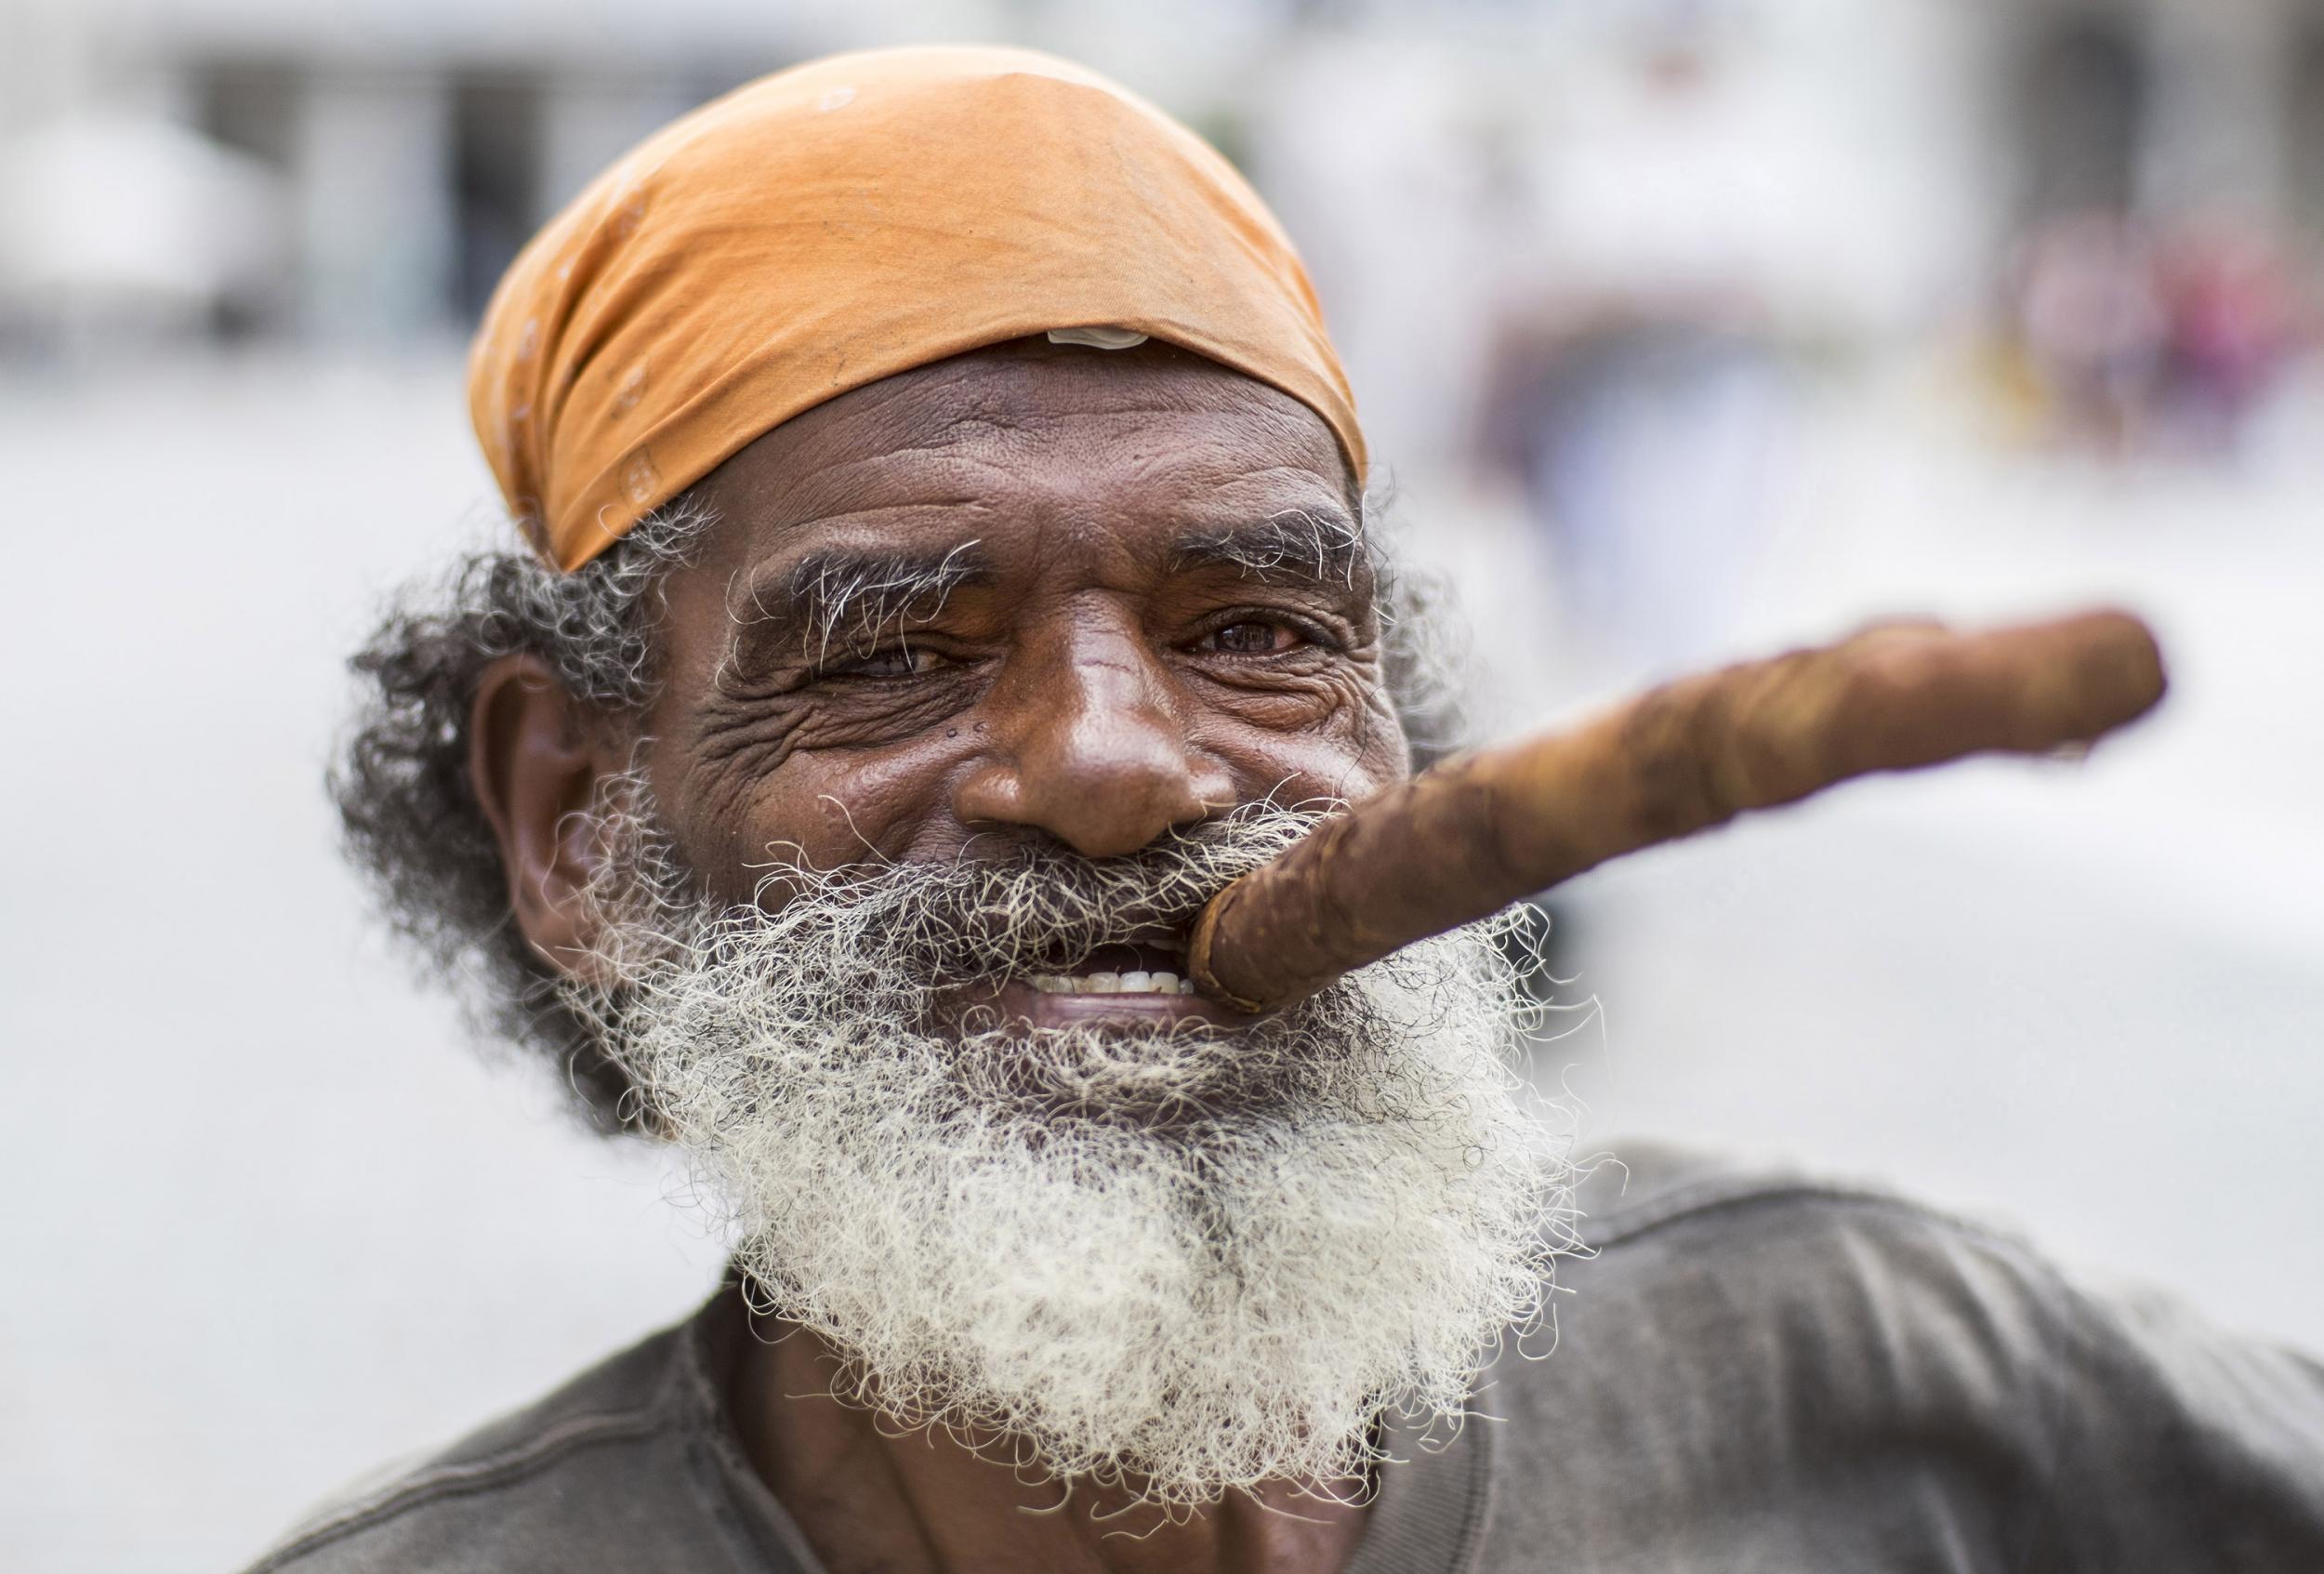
[[1184, 879, 1271, 1014]]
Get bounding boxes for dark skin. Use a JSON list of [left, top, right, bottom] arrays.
[[468, 338, 1410, 1574]]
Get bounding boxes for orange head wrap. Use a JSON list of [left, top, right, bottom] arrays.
[[468, 44, 1366, 572]]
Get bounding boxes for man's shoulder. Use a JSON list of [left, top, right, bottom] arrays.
[[1459, 1143, 2087, 1561], [1571, 1139, 1981, 1231], [242, 1303, 749, 1574], [1514, 1140, 2080, 1413], [1566, 1138, 2053, 1274], [1476, 1144, 2324, 1567]]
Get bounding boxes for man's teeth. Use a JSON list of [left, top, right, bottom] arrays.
[[1029, 971, 1196, 996]]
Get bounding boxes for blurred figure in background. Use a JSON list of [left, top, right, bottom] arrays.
[[1987, 7, 2315, 462], [1999, 213, 2305, 459], [2154, 218, 2305, 455], [1477, 304, 1789, 671], [2003, 211, 2166, 456], [1471, 5, 1817, 672]]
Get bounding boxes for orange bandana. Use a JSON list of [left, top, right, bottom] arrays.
[[468, 45, 1365, 572]]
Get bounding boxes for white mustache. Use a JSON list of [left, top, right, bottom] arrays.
[[732, 808, 1316, 986]]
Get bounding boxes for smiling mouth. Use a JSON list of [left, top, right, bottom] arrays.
[[1025, 941, 1197, 997], [945, 940, 1259, 1030]]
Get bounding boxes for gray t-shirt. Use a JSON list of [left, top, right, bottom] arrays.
[[244, 1144, 2324, 1572]]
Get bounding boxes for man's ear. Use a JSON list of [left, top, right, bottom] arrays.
[[469, 655, 635, 987]]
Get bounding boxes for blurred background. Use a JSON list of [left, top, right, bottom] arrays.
[[2, 0, 2319, 1567]]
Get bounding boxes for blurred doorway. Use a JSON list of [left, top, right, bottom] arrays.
[[194, 61, 297, 337], [2018, 14, 2149, 220], [452, 74, 545, 326], [2290, 24, 2324, 269]]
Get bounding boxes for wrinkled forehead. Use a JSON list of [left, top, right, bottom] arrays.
[[681, 339, 1363, 565]]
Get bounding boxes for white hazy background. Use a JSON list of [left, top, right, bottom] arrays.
[[3, 1, 2320, 1569]]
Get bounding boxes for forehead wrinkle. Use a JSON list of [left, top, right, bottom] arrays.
[[739, 356, 1352, 540], [1084, 405, 1353, 515], [857, 350, 1340, 470], [808, 360, 1065, 467]]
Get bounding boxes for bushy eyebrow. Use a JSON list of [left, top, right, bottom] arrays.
[[723, 506, 1365, 675], [1170, 509, 1367, 588], [733, 539, 992, 667]]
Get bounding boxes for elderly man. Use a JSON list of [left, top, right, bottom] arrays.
[[255, 45, 2323, 1574]]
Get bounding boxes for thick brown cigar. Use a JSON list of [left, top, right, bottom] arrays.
[[1186, 609, 2167, 1013]]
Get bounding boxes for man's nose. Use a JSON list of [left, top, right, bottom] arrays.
[[953, 622, 1234, 859]]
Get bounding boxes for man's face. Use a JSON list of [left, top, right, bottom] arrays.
[[636, 338, 1408, 972], [489, 339, 1558, 1509]]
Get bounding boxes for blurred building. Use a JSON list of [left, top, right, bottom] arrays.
[[0, 0, 1286, 347], [4, 0, 2323, 385]]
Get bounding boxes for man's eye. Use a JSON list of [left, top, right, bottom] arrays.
[[1208, 621, 1301, 655], [829, 645, 946, 679]]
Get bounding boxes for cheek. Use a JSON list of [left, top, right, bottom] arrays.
[[653, 724, 978, 901], [1200, 670, 1412, 808]]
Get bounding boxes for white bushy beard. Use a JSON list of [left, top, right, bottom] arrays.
[[571, 781, 1573, 1509]]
